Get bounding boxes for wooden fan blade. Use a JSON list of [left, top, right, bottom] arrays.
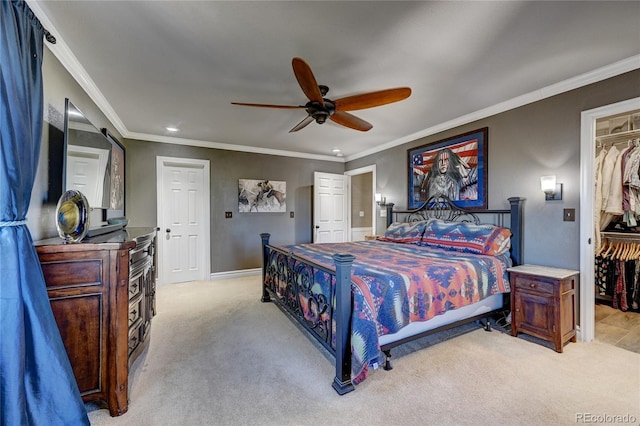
[[330, 111, 373, 132], [292, 57, 324, 104], [334, 87, 411, 111], [231, 102, 305, 110], [289, 115, 315, 133]]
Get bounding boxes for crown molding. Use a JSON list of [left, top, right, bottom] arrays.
[[127, 132, 345, 162], [29, 1, 128, 135]]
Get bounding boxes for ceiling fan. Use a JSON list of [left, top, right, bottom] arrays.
[[231, 57, 411, 133]]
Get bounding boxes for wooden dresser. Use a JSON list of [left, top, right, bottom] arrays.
[[508, 264, 578, 353], [35, 227, 157, 416]]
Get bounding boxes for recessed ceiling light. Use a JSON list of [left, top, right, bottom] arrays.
[[166, 127, 179, 132], [332, 148, 341, 153]]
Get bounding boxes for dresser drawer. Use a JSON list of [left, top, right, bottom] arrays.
[[514, 276, 554, 294], [128, 294, 144, 329], [128, 323, 142, 357], [128, 275, 143, 300], [41, 258, 104, 289]]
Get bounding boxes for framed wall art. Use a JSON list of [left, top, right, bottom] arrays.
[[408, 127, 488, 209], [238, 179, 286, 212]]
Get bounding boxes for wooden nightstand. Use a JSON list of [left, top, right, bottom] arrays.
[[507, 264, 578, 353]]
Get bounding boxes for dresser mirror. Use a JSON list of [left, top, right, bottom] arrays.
[[64, 98, 125, 215]]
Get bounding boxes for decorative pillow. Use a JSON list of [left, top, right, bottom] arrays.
[[378, 220, 429, 244], [421, 219, 511, 255]]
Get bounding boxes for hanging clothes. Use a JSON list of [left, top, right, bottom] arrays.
[[594, 146, 608, 251], [599, 145, 622, 230], [604, 147, 625, 225], [595, 238, 640, 312]]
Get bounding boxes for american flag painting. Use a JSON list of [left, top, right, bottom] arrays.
[[408, 128, 487, 209]]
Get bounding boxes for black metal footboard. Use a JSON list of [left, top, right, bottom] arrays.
[[260, 233, 355, 394]]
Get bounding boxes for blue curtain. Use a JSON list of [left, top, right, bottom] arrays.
[[0, 1, 89, 424]]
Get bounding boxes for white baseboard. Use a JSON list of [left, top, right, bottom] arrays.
[[209, 268, 261, 280]]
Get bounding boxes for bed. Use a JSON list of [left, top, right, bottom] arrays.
[[260, 195, 524, 394]]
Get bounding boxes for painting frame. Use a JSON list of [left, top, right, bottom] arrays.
[[102, 128, 126, 216], [408, 127, 488, 210], [238, 179, 287, 213]]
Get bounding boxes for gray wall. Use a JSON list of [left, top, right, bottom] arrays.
[[347, 70, 640, 270], [123, 140, 343, 271], [32, 47, 640, 273]]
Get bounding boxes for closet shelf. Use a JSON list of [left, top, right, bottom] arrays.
[[596, 129, 640, 146], [601, 231, 640, 242]]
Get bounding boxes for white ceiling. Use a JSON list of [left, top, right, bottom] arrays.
[[30, 1, 640, 162]]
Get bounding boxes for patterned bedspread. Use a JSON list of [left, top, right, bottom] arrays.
[[269, 240, 512, 384]]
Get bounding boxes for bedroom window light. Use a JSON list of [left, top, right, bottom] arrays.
[[541, 175, 562, 201]]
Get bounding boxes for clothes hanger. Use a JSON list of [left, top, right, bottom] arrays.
[[596, 239, 608, 257]]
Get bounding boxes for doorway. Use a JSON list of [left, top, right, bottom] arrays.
[[156, 156, 210, 284], [579, 97, 640, 342], [345, 165, 376, 240]]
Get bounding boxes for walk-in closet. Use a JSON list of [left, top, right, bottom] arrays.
[[594, 108, 640, 353]]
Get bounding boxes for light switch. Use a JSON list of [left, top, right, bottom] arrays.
[[359, 211, 365, 217], [563, 208, 575, 222]]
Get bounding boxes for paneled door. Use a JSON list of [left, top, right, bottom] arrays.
[[313, 171, 348, 243], [156, 157, 210, 284]]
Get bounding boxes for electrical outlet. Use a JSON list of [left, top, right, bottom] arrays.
[[359, 211, 365, 217], [225, 211, 232, 219], [563, 208, 575, 222]]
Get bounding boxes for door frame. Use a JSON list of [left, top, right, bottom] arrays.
[[345, 165, 377, 239], [579, 97, 640, 342], [156, 156, 211, 284]]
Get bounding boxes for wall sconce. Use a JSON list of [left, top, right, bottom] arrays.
[[375, 193, 386, 206], [540, 175, 563, 201]]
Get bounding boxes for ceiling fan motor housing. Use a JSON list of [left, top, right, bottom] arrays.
[[306, 99, 335, 124]]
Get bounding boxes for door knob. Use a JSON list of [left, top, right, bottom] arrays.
[[166, 228, 171, 233]]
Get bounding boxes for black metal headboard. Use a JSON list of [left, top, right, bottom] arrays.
[[389, 195, 482, 224], [384, 194, 525, 265]]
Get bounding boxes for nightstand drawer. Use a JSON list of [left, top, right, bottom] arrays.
[[514, 277, 554, 294]]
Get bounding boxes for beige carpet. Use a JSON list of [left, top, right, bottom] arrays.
[[88, 276, 640, 426]]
